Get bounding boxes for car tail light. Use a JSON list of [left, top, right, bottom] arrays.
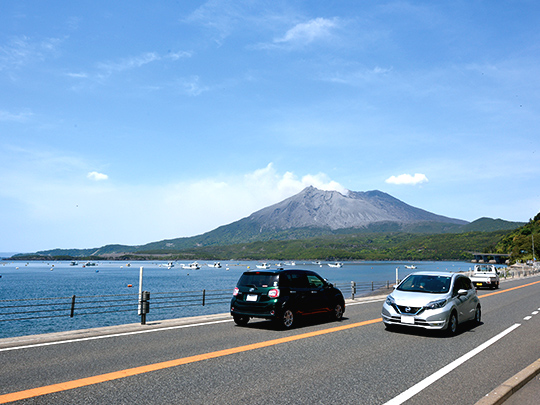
[[233, 287, 239, 296], [268, 288, 280, 298]]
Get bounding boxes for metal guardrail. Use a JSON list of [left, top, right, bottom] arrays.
[[0, 281, 392, 327]]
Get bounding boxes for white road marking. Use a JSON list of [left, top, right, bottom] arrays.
[[532, 311, 538, 315], [383, 323, 521, 405], [0, 319, 233, 352], [524, 316, 532, 320]]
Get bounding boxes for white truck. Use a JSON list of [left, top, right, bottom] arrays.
[[470, 264, 500, 289]]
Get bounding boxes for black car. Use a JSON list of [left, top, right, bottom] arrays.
[[230, 269, 345, 329]]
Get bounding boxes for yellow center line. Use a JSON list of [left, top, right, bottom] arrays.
[[0, 318, 381, 403], [2, 279, 539, 403], [479, 279, 540, 298]]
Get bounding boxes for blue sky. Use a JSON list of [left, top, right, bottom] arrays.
[[1, 1, 539, 253]]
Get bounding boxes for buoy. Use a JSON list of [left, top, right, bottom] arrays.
[[127, 284, 132, 287]]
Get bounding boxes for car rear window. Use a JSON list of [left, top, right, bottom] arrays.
[[237, 272, 279, 288], [397, 274, 451, 293]]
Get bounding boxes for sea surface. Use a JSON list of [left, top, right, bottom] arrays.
[[0, 260, 479, 339]]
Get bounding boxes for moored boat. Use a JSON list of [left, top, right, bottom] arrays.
[[182, 262, 201, 270]]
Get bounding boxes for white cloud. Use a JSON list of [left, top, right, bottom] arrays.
[[68, 51, 191, 84], [385, 173, 428, 185], [87, 171, 108, 181], [0, 35, 63, 71], [0, 109, 33, 122], [253, 17, 340, 50], [176, 76, 210, 96], [275, 17, 338, 45]]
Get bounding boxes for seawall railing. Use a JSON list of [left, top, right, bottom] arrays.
[[0, 280, 392, 328]]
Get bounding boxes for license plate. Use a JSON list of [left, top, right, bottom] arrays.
[[401, 316, 415, 325], [246, 294, 258, 302], [476, 283, 482, 286]]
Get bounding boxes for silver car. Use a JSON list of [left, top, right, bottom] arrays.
[[381, 272, 481, 335]]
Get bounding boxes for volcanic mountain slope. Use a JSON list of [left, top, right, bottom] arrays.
[[246, 186, 467, 232]]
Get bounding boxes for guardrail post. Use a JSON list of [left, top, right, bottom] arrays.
[[70, 295, 76, 318], [351, 281, 356, 299], [202, 289, 206, 306], [140, 291, 150, 325], [371, 281, 374, 291]]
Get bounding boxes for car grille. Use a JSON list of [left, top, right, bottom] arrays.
[[394, 305, 424, 315]]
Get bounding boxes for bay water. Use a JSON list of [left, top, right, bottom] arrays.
[[0, 260, 476, 339]]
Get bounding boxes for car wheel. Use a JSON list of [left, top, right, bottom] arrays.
[[233, 315, 249, 326], [384, 323, 396, 332], [332, 302, 344, 321], [278, 308, 295, 329], [446, 311, 458, 336], [474, 305, 481, 324]]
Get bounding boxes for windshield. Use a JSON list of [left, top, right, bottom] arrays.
[[397, 274, 451, 294], [237, 272, 279, 288]]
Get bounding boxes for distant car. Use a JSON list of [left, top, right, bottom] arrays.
[[381, 272, 481, 335], [230, 269, 345, 329], [470, 264, 500, 289]]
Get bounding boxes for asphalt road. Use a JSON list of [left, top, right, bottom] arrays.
[[1, 276, 539, 404]]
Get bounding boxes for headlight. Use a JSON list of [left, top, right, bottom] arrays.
[[425, 299, 447, 310], [385, 295, 395, 305]]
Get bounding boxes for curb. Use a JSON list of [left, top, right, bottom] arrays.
[[475, 358, 540, 405]]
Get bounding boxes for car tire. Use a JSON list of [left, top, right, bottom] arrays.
[[384, 323, 396, 332], [332, 302, 344, 322], [445, 311, 458, 336], [277, 308, 295, 329], [474, 305, 481, 325], [233, 315, 249, 326]]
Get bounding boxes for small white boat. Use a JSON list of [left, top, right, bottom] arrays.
[[328, 262, 343, 268], [167, 262, 175, 269], [207, 262, 222, 268], [256, 263, 270, 269], [404, 265, 417, 269], [70, 261, 78, 266], [284, 261, 296, 266], [182, 262, 201, 270]]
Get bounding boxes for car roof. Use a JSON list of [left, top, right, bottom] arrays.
[[407, 271, 460, 278], [242, 269, 314, 275]]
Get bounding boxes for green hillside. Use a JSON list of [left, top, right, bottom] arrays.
[[495, 212, 540, 264]]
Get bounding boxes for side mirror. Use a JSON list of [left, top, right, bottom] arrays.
[[457, 289, 468, 296]]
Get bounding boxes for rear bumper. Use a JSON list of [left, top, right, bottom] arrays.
[[230, 299, 280, 319], [472, 279, 498, 288]]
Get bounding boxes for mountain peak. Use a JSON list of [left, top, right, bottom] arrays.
[[248, 186, 466, 231]]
